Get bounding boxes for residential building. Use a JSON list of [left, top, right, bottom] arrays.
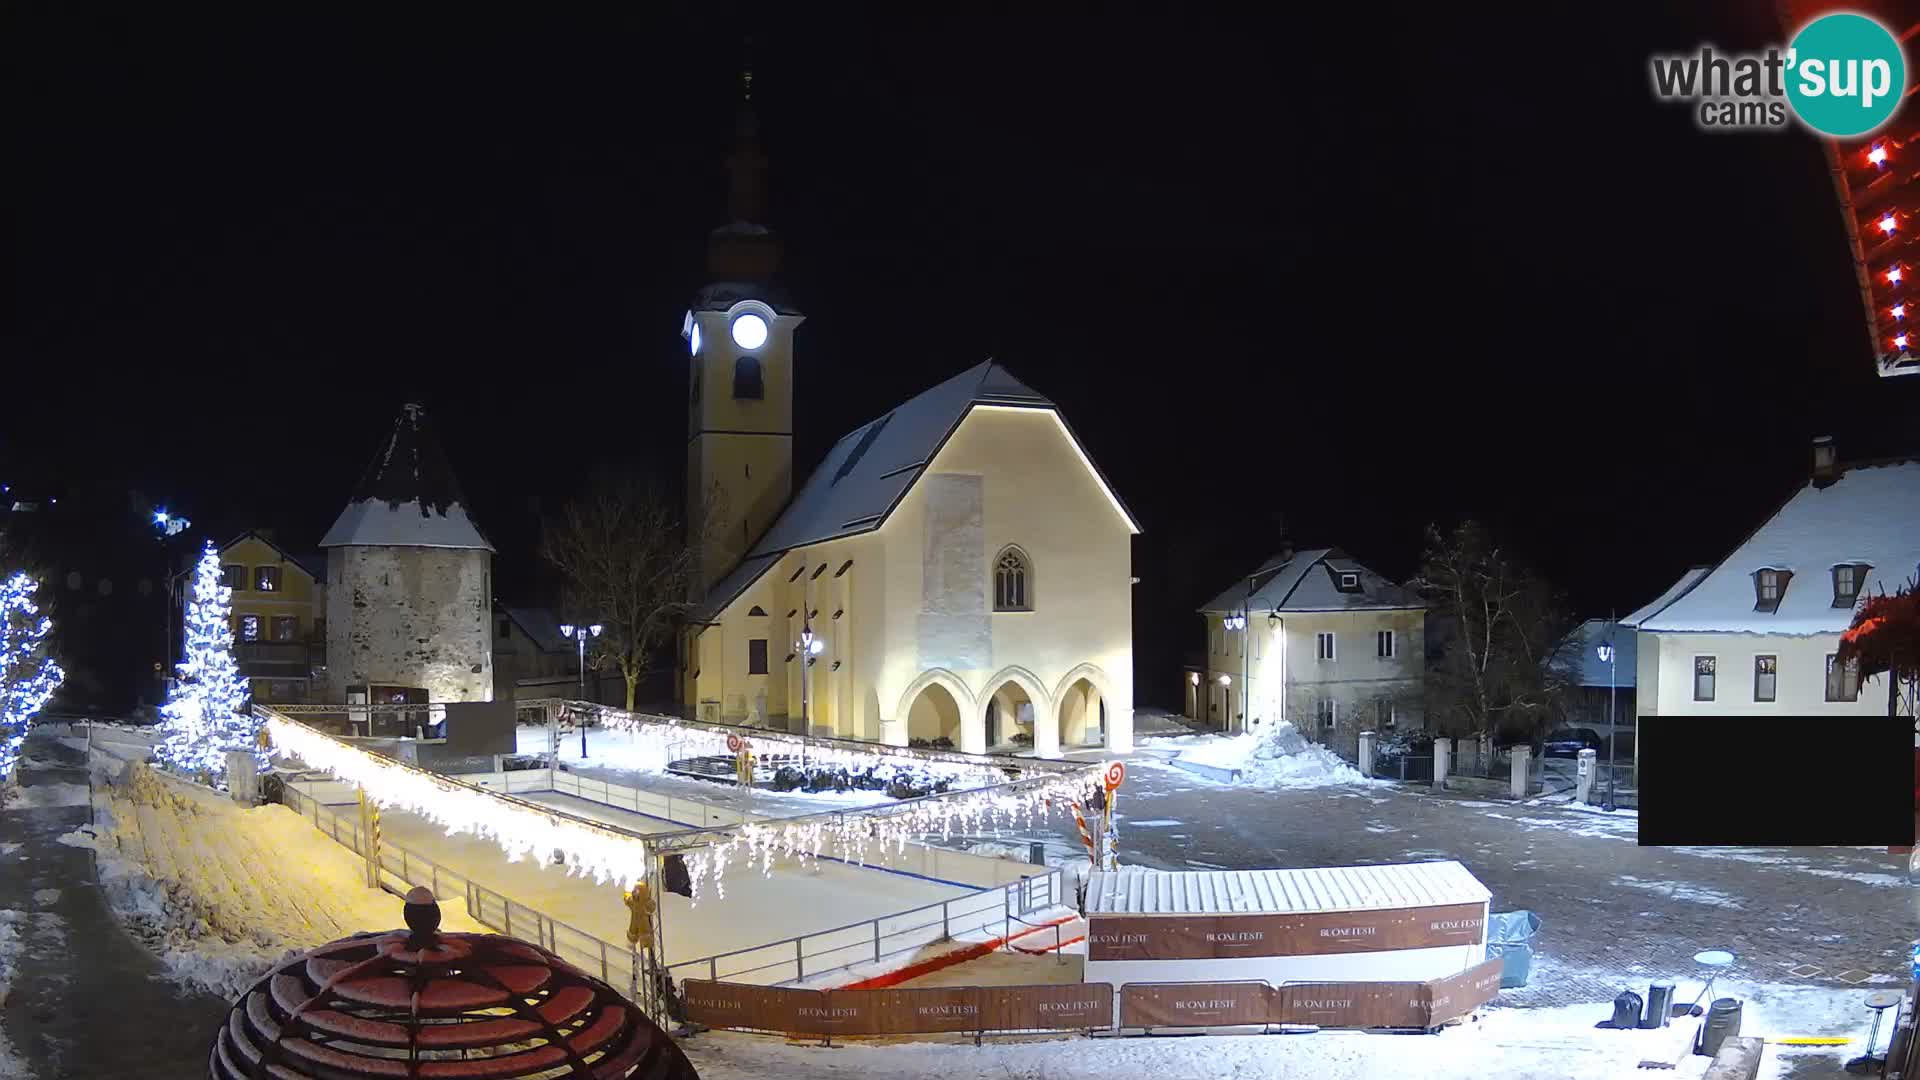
[[1625, 439, 1920, 721], [679, 88, 1140, 756], [178, 530, 326, 704], [1195, 546, 1425, 760], [320, 403, 496, 706]]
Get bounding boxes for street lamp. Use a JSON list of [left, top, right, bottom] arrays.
[[796, 621, 825, 736], [1597, 621, 1617, 811], [559, 622, 602, 758], [153, 508, 191, 699]]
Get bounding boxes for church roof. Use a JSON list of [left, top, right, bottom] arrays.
[[688, 360, 1138, 623], [319, 404, 495, 551]]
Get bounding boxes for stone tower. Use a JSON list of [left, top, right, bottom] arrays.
[[685, 62, 805, 597], [320, 403, 495, 702]]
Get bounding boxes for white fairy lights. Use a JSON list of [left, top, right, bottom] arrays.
[[1, 571, 65, 779], [155, 542, 256, 776], [266, 715, 653, 889]]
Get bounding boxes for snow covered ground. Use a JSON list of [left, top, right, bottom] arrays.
[[1142, 722, 1372, 789], [285, 778, 979, 975], [61, 760, 483, 1000], [0, 904, 28, 1077]]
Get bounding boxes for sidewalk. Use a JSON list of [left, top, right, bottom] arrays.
[[0, 732, 228, 1079]]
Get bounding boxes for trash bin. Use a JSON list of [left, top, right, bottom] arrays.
[[1611, 991, 1644, 1030], [1486, 910, 1542, 988], [1696, 998, 1742, 1057]]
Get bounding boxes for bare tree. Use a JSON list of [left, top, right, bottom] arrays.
[[540, 473, 723, 712], [1412, 521, 1574, 749]]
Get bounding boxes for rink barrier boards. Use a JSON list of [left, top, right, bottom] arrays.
[[680, 957, 1503, 1041]]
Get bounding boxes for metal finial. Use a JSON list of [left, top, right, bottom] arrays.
[[741, 35, 753, 101]]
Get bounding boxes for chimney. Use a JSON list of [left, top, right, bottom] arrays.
[[1812, 435, 1839, 488]]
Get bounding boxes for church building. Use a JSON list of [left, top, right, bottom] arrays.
[[678, 77, 1140, 757]]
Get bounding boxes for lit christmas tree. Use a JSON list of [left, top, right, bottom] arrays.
[[0, 571, 65, 781], [156, 541, 257, 777]]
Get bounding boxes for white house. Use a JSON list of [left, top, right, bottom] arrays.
[[1625, 439, 1919, 721], [1193, 546, 1425, 760], [676, 86, 1140, 757]]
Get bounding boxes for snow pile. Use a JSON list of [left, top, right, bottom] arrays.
[[61, 761, 481, 1000], [5, 782, 91, 809], [1172, 722, 1370, 789], [0, 906, 26, 1079]]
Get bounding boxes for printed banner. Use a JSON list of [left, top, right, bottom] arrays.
[[681, 980, 821, 1033], [987, 983, 1114, 1031], [1275, 980, 1428, 1029], [1119, 982, 1274, 1028], [1088, 903, 1487, 961], [684, 981, 1115, 1035], [1425, 957, 1505, 1024]]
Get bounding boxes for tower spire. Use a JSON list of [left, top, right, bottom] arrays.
[[709, 36, 779, 280]]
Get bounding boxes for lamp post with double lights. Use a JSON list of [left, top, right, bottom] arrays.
[[1224, 609, 1248, 733], [153, 508, 191, 700], [1596, 619, 1618, 812], [560, 622, 602, 758], [796, 620, 824, 735]]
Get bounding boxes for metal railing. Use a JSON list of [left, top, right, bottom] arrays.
[[666, 868, 1063, 987]]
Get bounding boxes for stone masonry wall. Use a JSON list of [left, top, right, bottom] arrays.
[[325, 546, 492, 702]]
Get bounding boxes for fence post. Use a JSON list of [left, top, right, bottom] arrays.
[[942, 901, 950, 941], [874, 920, 881, 964], [1358, 730, 1376, 777], [795, 938, 804, 982], [1433, 738, 1451, 790]]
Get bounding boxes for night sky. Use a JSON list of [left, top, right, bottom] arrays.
[[5, 6, 1918, 709]]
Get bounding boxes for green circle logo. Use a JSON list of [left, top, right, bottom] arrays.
[[1786, 13, 1906, 137]]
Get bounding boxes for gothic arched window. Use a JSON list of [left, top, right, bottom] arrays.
[[733, 355, 764, 399], [994, 546, 1033, 611]]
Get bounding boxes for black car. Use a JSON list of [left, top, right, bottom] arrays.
[[1542, 727, 1604, 758]]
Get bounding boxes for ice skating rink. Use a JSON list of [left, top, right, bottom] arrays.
[[284, 777, 978, 974]]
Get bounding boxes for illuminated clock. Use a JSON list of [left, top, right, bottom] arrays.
[[689, 322, 702, 356], [730, 312, 769, 350]]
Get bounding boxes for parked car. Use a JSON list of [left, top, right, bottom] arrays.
[[1542, 727, 1603, 758]]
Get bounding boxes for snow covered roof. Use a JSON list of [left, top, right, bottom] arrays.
[[1552, 618, 1636, 689], [319, 404, 494, 552], [1198, 547, 1423, 615], [1634, 459, 1920, 636], [1620, 567, 1711, 629], [688, 360, 1140, 624], [1086, 861, 1491, 916]]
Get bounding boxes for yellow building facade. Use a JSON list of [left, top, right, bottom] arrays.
[[206, 531, 325, 702]]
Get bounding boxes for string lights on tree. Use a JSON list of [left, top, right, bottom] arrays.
[[155, 541, 257, 778], [0, 571, 65, 781]]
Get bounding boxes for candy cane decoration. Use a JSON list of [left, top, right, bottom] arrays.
[[1070, 801, 1096, 858]]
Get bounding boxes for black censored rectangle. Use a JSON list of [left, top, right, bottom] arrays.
[[1637, 716, 1915, 847]]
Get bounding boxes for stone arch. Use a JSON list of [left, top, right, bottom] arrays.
[[1051, 662, 1119, 751], [896, 668, 976, 750], [977, 665, 1052, 753]]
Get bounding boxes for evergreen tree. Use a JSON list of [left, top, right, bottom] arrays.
[[156, 542, 256, 776], [0, 571, 65, 780]]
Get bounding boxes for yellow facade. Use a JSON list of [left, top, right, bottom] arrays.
[[212, 533, 324, 702], [684, 403, 1138, 757]]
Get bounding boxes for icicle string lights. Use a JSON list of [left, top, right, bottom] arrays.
[[265, 714, 653, 889]]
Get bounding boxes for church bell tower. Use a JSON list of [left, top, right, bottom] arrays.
[[686, 59, 803, 597]]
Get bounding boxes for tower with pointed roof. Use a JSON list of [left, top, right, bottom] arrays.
[[320, 403, 495, 703], [684, 55, 805, 597]]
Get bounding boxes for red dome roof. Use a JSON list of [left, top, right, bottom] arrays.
[[210, 927, 698, 1080]]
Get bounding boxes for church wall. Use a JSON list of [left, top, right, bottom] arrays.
[[324, 546, 492, 703]]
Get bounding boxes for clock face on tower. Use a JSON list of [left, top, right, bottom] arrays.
[[689, 322, 702, 356], [730, 313, 769, 350]]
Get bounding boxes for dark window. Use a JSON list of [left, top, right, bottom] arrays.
[[497, 618, 511, 639], [835, 560, 854, 577], [747, 605, 767, 617], [1317, 698, 1337, 729], [994, 548, 1032, 611], [223, 564, 246, 591], [238, 614, 262, 642], [1377, 698, 1396, 728], [1753, 569, 1791, 612], [732, 355, 763, 399], [1317, 632, 1336, 661], [1826, 653, 1861, 702], [255, 566, 282, 592], [1693, 655, 1716, 701], [1754, 655, 1777, 702], [748, 639, 769, 675], [810, 564, 827, 580], [1338, 572, 1360, 591], [788, 564, 805, 583], [1832, 563, 1869, 608], [1376, 630, 1395, 658], [271, 616, 299, 642]]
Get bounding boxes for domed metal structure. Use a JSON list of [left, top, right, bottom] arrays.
[[210, 888, 697, 1080]]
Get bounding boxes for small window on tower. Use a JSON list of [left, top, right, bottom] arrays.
[[733, 355, 763, 399]]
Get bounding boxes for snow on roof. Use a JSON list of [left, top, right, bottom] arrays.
[[1198, 548, 1423, 614], [1553, 618, 1636, 689], [689, 360, 1140, 623], [1636, 459, 1920, 636], [1086, 861, 1491, 916], [320, 404, 494, 551], [1620, 567, 1711, 629]]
